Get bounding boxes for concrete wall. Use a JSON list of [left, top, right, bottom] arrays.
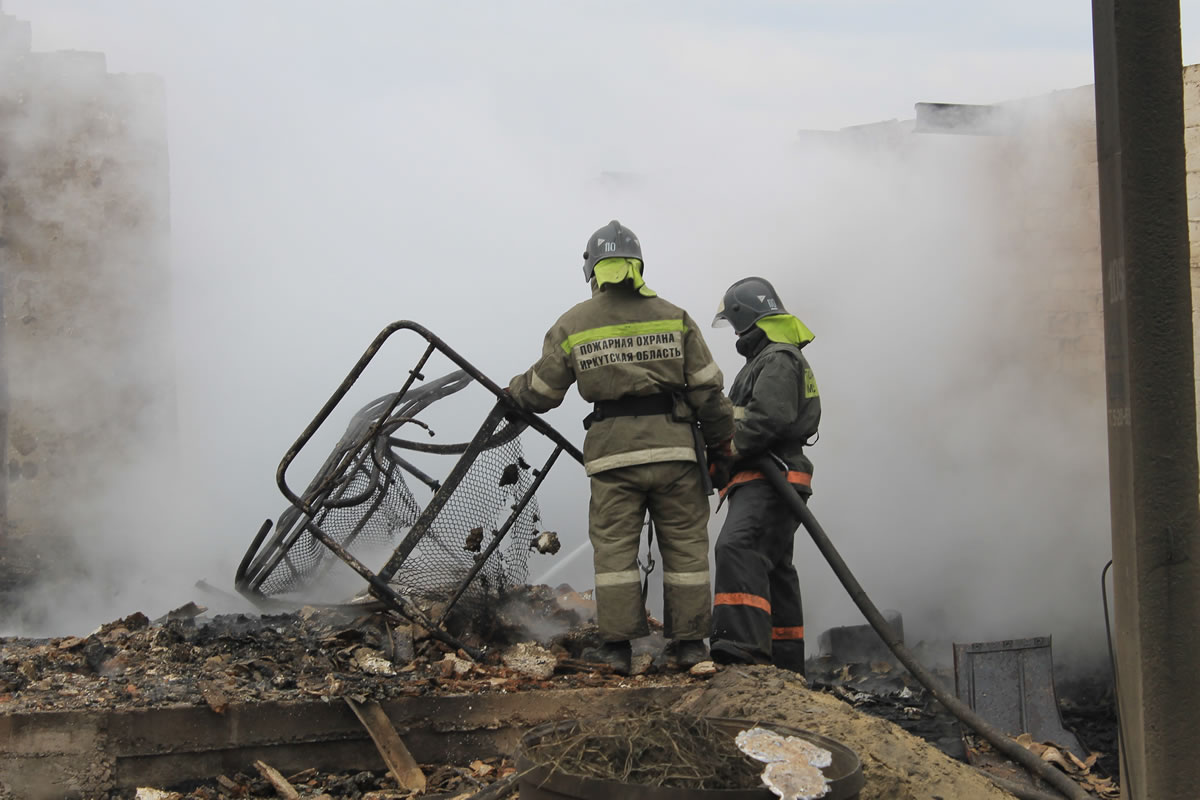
[[0, 8, 173, 550]]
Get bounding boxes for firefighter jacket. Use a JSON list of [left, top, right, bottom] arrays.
[[509, 282, 734, 476], [726, 324, 820, 490]]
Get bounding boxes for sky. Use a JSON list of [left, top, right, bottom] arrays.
[[5, 0, 1199, 663]]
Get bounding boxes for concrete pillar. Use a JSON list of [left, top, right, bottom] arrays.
[[1091, 2, 1200, 798], [0, 272, 7, 545]]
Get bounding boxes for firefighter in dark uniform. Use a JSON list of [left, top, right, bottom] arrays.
[[508, 221, 734, 675], [708, 276, 820, 674]]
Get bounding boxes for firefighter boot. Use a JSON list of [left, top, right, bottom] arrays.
[[675, 639, 710, 670], [582, 640, 632, 676]]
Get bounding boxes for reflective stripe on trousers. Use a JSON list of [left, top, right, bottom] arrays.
[[589, 461, 712, 641], [719, 469, 811, 499], [710, 481, 805, 673]]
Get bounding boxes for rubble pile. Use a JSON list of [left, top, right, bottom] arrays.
[[0, 585, 697, 713], [2, 573, 1120, 800], [808, 657, 965, 760], [673, 666, 1016, 800], [964, 734, 1119, 799], [807, 655, 1120, 799]]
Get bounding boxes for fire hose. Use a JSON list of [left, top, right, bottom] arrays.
[[754, 458, 1092, 800]]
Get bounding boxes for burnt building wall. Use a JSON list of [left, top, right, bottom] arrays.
[[0, 6, 173, 549]]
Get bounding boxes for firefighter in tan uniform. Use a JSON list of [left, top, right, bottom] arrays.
[[508, 220, 734, 675]]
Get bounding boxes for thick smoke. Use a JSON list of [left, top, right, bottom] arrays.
[[2, 1, 1186, 668]]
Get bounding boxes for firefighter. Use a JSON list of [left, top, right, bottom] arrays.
[[507, 220, 734, 675], [707, 276, 820, 674]]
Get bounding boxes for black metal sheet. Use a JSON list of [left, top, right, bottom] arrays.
[[953, 636, 1086, 759]]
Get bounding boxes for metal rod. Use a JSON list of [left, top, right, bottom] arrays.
[[277, 335, 435, 513], [235, 519, 275, 590], [241, 511, 311, 592], [395, 322, 582, 462], [322, 444, 384, 510], [393, 454, 441, 491], [385, 417, 523, 456]]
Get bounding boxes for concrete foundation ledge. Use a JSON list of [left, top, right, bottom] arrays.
[[0, 685, 690, 799]]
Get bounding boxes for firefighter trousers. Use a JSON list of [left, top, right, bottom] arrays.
[[710, 481, 806, 673], [588, 460, 713, 642]]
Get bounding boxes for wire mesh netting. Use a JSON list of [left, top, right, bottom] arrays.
[[246, 369, 545, 623], [384, 417, 542, 618]]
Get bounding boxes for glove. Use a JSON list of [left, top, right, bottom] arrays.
[[707, 437, 734, 490], [707, 437, 734, 463], [501, 389, 525, 424], [709, 459, 733, 491]]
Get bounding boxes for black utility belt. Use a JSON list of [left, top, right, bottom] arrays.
[[583, 393, 676, 430]]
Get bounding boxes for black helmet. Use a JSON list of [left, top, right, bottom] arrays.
[[582, 220, 643, 282], [713, 276, 787, 334]]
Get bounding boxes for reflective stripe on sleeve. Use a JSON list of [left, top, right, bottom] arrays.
[[585, 446, 696, 475], [662, 570, 710, 587], [529, 369, 567, 401], [687, 360, 720, 386], [772, 626, 805, 640], [713, 592, 771, 613], [594, 569, 642, 587], [732, 405, 746, 420]]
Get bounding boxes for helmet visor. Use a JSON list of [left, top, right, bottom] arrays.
[[712, 300, 732, 328]]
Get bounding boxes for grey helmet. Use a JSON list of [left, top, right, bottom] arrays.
[[713, 276, 787, 334], [582, 219, 643, 282]]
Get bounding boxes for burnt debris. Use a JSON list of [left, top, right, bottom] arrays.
[[0, 585, 696, 714]]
